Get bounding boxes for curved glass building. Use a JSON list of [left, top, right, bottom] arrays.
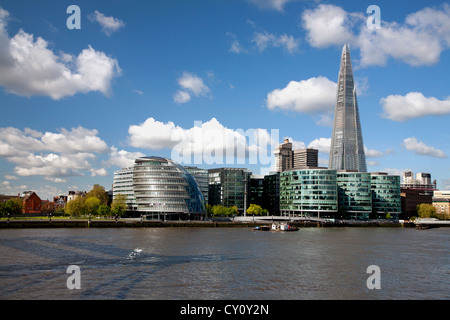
[[114, 156, 206, 220]]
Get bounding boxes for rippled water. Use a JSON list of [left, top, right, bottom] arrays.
[[0, 227, 448, 300]]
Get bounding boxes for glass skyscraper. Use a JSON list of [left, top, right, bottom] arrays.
[[329, 43, 367, 172]]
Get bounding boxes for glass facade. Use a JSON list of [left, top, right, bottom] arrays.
[[337, 171, 371, 219], [184, 166, 209, 204], [370, 173, 401, 218], [263, 172, 280, 215], [113, 157, 205, 219], [208, 168, 251, 213], [280, 169, 338, 218], [329, 43, 367, 172]]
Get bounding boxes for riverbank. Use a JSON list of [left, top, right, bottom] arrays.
[[0, 219, 419, 229]]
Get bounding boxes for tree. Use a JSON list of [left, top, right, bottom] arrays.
[[86, 184, 108, 206], [97, 205, 110, 217], [246, 203, 264, 216], [85, 196, 101, 216], [41, 202, 56, 215], [65, 197, 87, 216], [111, 194, 127, 217], [417, 203, 437, 218], [5, 198, 23, 216], [0, 203, 6, 217]]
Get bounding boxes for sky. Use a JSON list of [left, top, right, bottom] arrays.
[[0, 0, 449, 200]]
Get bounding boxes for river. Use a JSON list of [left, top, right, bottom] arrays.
[[0, 227, 448, 300]]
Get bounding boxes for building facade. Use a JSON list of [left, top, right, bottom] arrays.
[[329, 43, 367, 172], [274, 139, 293, 172], [432, 190, 450, 216], [293, 148, 318, 169], [280, 168, 338, 218], [370, 172, 401, 218], [184, 166, 209, 205], [337, 171, 372, 220], [113, 156, 206, 219], [208, 168, 251, 214], [263, 172, 280, 216], [22, 191, 42, 214]]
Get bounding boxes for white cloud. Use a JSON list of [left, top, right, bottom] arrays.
[[266, 76, 336, 117], [88, 10, 125, 36], [308, 137, 331, 154], [0, 126, 110, 180], [127, 117, 278, 166], [227, 32, 247, 54], [173, 72, 210, 104], [107, 147, 146, 169], [381, 92, 450, 121], [301, 3, 450, 67], [0, 7, 121, 99], [247, 0, 293, 12], [302, 4, 358, 48], [403, 137, 447, 159], [252, 31, 300, 54], [4, 175, 18, 180]]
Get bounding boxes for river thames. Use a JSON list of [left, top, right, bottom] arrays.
[[0, 227, 448, 300]]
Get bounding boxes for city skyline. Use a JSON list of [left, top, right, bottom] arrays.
[[1, 0, 449, 200]]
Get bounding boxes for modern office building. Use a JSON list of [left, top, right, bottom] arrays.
[[274, 139, 319, 172], [208, 168, 251, 214], [337, 171, 372, 220], [113, 167, 137, 211], [401, 188, 432, 219], [274, 139, 293, 172], [293, 148, 318, 169], [329, 43, 367, 172], [370, 172, 401, 218], [263, 172, 280, 216], [280, 168, 338, 218], [249, 175, 265, 208], [113, 156, 206, 219], [184, 166, 209, 204]]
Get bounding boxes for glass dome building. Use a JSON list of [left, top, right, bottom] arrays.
[[122, 156, 206, 220]]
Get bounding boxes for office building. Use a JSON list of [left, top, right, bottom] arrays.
[[370, 172, 401, 218], [280, 168, 338, 218], [293, 148, 318, 168], [432, 191, 450, 216], [263, 172, 280, 216], [249, 175, 265, 208], [185, 166, 209, 204], [329, 43, 367, 172], [113, 156, 206, 219], [274, 139, 293, 172], [337, 171, 372, 220], [208, 168, 251, 214]]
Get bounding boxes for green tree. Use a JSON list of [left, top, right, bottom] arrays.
[[0, 203, 6, 217], [206, 204, 213, 217], [65, 197, 87, 216], [97, 204, 110, 216], [417, 203, 437, 218], [111, 194, 127, 217], [246, 203, 264, 216], [86, 184, 108, 206], [5, 198, 23, 216], [85, 196, 101, 216]]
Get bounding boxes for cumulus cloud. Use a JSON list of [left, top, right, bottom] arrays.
[[0, 126, 110, 180], [266, 76, 337, 121], [88, 10, 125, 36], [173, 72, 211, 104], [301, 3, 450, 67], [127, 117, 278, 166], [107, 147, 146, 169], [403, 137, 447, 159], [381, 92, 450, 121], [0, 7, 121, 99]]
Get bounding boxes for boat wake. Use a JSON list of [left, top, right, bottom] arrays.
[[126, 248, 143, 260]]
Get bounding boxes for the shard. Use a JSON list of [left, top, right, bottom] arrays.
[[329, 43, 367, 172]]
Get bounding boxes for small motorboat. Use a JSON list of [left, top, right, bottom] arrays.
[[253, 225, 271, 231]]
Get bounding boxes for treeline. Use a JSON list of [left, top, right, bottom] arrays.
[[0, 198, 23, 216], [64, 185, 127, 217], [206, 203, 268, 217]]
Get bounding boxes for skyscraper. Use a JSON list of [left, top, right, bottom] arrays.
[[329, 43, 367, 172]]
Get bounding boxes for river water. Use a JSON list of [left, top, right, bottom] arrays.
[[0, 227, 448, 300]]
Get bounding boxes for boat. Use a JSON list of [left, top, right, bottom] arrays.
[[253, 225, 271, 231], [271, 223, 299, 232]]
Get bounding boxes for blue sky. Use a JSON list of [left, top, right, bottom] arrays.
[[0, 0, 449, 200]]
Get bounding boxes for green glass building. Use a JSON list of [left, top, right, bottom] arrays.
[[370, 172, 401, 218], [280, 168, 338, 218], [337, 171, 372, 220]]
